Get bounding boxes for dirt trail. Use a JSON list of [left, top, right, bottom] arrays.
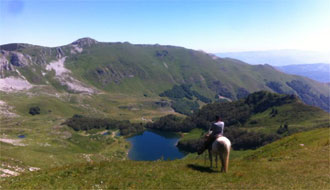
[[0, 138, 26, 146], [0, 77, 33, 92]]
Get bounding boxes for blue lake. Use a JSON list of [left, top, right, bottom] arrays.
[[127, 130, 186, 161]]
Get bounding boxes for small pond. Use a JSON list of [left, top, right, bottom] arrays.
[[127, 130, 186, 161]]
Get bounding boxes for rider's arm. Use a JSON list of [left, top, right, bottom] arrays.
[[220, 122, 224, 135]]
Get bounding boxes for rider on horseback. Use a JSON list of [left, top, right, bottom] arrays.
[[198, 115, 224, 155]]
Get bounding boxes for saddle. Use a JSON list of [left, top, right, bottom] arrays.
[[205, 133, 223, 138], [215, 134, 223, 138]]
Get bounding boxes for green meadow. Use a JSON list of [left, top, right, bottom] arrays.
[[1, 128, 329, 189]]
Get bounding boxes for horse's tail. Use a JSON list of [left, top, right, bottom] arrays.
[[224, 144, 230, 173], [217, 136, 231, 173]]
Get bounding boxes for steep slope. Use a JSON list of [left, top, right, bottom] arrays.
[[1, 38, 329, 112], [2, 128, 329, 189]]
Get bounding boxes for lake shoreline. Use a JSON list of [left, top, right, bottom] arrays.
[[126, 129, 186, 161]]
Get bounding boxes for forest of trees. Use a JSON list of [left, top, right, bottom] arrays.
[[145, 114, 197, 132], [176, 127, 280, 152], [63, 115, 144, 136], [159, 84, 212, 115], [225, 127, 279, 150], [63, 91, 302, 151], [148, 91, 297, 151]]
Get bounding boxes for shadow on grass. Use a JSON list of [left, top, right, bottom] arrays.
[[187, 164, 217, 173]]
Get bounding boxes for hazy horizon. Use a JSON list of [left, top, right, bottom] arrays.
[[1, 0, 329, 53]]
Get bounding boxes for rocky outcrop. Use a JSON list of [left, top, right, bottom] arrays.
[[0, 50, 32, 77], [46, 57, 96, 94], [70, 37, 98, 54], [0, 53, 13, 77], [56, 47, 65, 58], [1, 51, 30, 68], [71, 37, 98, 48]]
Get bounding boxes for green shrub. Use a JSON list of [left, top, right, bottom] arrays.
[[171, 99, 199, 115], [29, 106, 41, 115]]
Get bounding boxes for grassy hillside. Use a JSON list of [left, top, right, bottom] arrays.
[[1, 38, 329, 112], [148, 91, 329, 152], [2, 90, 326, 175], [244, 101, 329, 134], [0, 90, 176, 177], [2, 128, 329, 189]]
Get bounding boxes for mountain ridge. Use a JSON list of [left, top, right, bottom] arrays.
[[0, 38, 329, 112]]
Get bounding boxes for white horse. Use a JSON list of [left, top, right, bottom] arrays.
[[200, 135, 231, 173]]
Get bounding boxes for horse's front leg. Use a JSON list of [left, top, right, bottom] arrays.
[[215, 154, 218, 168], [208, 149, 212, 168]]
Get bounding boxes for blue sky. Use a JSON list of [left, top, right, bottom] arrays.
[[1, 0, 329, 53]]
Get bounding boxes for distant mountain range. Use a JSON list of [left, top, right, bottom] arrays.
[[216, 50, 330, 83], [216, 50, 330, 66], [0, 38, 329, 112], [277, 63, 330, 83]]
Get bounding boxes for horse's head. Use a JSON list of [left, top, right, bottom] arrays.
[[197, 145, 204, 155]]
